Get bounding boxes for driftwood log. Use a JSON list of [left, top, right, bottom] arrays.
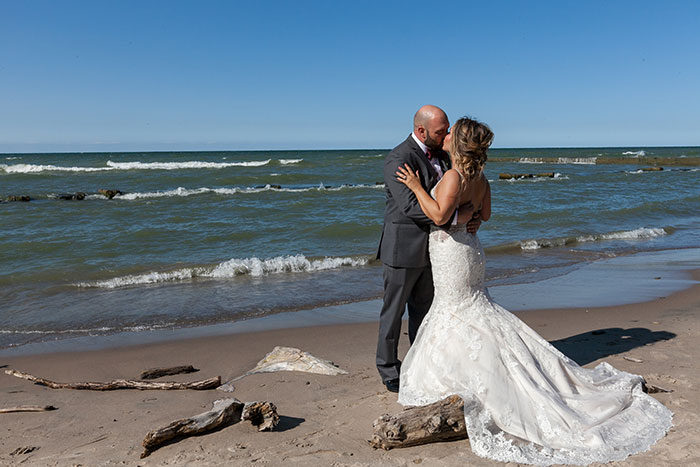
[[370, 395, 468, 449], [0, 405, 57, 414], [140, 365, 198, 380], [141, 398, 278, 458], [5, 369, 219, 391]]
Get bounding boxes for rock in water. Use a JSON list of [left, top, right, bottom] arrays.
[[98, 189, 123, 199], [7, 195, 31, 202], [220, 346, 347, 389]]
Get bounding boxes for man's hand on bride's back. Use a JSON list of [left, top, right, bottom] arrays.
[[466, 213, 481, 234], [456, 201, 475, 225]]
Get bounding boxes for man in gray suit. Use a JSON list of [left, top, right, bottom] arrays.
[[376, 105, 478, 392]]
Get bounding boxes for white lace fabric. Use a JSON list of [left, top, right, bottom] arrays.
[[398, 223, 673, 465]]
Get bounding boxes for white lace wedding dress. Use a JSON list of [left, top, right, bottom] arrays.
[[398, 219, 673, 465]]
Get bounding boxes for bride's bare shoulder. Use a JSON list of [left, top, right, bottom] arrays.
[[434, 170, 461, 196]]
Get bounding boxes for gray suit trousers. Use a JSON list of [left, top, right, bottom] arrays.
[[376, 263, 434, 383]]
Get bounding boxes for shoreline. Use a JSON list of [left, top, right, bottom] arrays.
[[1, 270, 699, 465], [3, 247, 699, 357]]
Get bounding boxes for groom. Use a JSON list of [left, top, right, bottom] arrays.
[[376, 105, 478, 393]]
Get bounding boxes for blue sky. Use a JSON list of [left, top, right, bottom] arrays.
[[1, 1, 698, 152]]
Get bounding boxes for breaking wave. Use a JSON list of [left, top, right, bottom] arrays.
[[518, 227, 668, 251], [108, 184, 384, 200], [516, 157, 597, 165], [492, 173, 568, 183], [279, 158, 303, 164], [75, 254, 370, 288], [105, 160, 271, 170], [0, 159, 272, 174], [622, 150, 646, 157]]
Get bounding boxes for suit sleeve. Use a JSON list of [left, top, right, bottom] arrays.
[[384, 153, 432, 226]]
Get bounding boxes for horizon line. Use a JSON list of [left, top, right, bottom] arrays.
[[1, 144, 699, 156]]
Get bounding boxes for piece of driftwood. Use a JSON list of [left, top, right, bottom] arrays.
[[220, 346, 347, 391], [623, 356, 644, 363], [643, 382, 673, 394], [0, 405, 57, 414], [10, 446, 38, 456], [242, 401, 279, 431], [370, 394, 468, 449], [140, 365, 198, 380], [141, 398, 278, 458], [5, 369, 219, 391]]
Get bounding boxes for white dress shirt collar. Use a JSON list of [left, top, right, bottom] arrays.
[[411, 132, 429, 155]]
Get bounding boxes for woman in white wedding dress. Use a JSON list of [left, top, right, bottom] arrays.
[[394, 117, 672, 466]]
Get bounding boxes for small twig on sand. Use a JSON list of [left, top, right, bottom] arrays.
[[0, 405, 57, 414]]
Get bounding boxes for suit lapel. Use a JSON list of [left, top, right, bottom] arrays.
[[405, 136, 438, 184]]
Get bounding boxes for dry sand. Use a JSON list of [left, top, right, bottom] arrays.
[[2, 271, 700, 466]]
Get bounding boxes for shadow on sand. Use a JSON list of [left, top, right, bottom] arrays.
[[550, 327, 676, 366]]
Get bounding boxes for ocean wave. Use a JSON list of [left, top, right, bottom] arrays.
[[0, 159, 272, 174], [519, 227, 668, 250], [0, 163, 111, 174], [75, 254, 370, 288], [557, 157, 597, 165], [622, 150, 646, 157], [110, 184, 384, 200], [105, 160, 271, 170], [0, 323, 175, 335], [518, 158, 545, 164], [516, 157, 597, 165], [279, 158, 303, 164], [492, 173, 568, 183], [4, 156, 21, 160]]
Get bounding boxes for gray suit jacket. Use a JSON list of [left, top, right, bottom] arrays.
[[377, 135, 451, 268]]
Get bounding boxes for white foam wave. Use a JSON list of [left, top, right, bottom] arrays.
[[622, 150, 646, 157], [106, 159, 271, 170], [4, 156, 21, 160], [0, 159, 272, 174], [496, 173, 568, 183], [520, 227, 667, 250], [598, 227, 667, 241], [279, 158, 303, 164], [112, 184, 383, 200], [557, 157, 597, 165], [0, 163, 111, 174], [0, 323, 175, 335], [209, 255, 368, 278], [516, 157, 597, 165], [518, 158, 544, 164], [75, 254, 369, 288]]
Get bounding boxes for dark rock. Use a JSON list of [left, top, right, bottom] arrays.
[[499, 172, 555, 180], [98, 189, 123, 199], [56, 192, 86, 200], [7, 195, 31, 202]]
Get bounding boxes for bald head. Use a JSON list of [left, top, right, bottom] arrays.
[[413, 105, 449, 150]]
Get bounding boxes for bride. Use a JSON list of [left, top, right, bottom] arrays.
[[394, 117, 672, 465]]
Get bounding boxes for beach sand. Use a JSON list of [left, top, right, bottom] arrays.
[[2, 272, 700, 466]]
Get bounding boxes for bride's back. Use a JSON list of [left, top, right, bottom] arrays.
[[459, 172, 488, 212], [434, 169, 488, 213]]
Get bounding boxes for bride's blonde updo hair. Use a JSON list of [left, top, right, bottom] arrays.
[[449, 117, 494, 179]]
